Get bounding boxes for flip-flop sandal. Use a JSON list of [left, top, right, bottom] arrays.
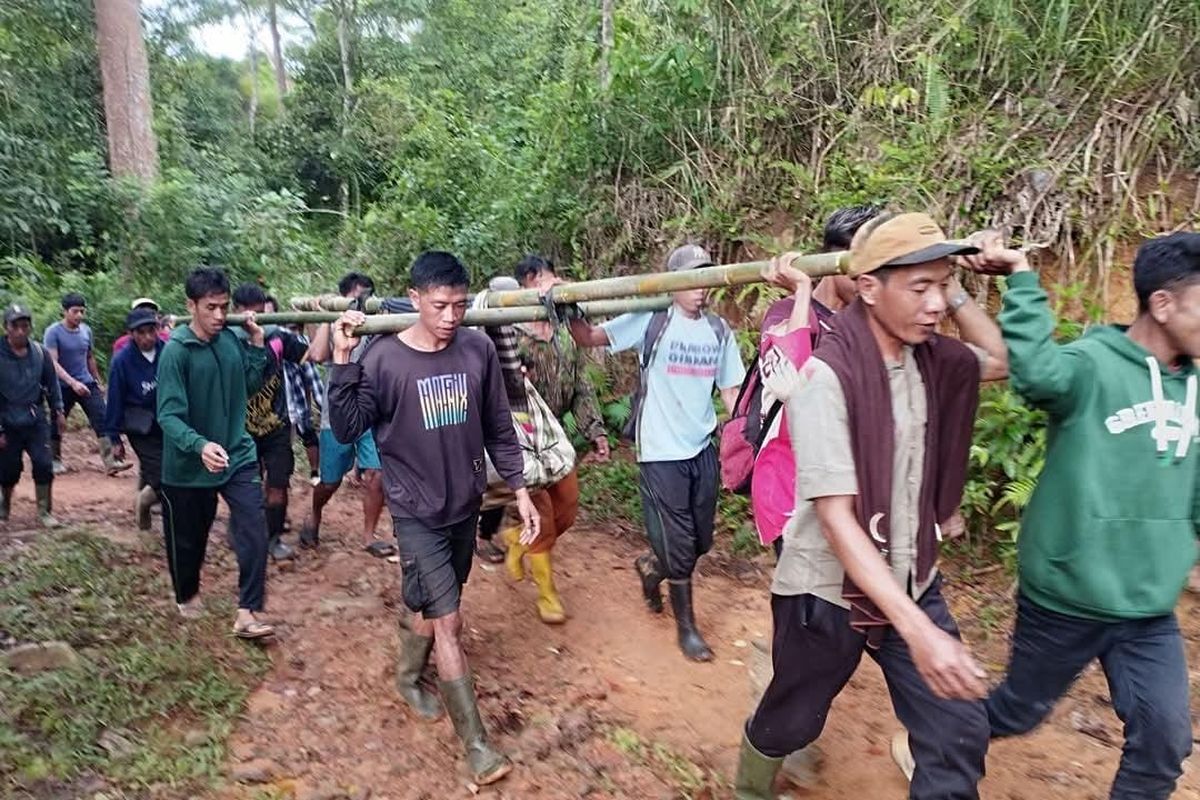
[[232, 620, 275, 640], [364, 540, 397, 558]]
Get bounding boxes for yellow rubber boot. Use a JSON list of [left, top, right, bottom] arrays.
[[528, 552, 566, 624], [501, 525, 525, 582]]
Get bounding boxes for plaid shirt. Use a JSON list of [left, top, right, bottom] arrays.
[[283, 333, 323, 433], [486, 324, 529, 416]]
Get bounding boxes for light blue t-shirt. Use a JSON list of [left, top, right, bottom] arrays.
[[44, 321, 95, 385], [604, 307, 745, 463]]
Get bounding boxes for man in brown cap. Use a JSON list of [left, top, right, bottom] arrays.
[[732, 213, 1012, 799], [570, 244, 746, 662]]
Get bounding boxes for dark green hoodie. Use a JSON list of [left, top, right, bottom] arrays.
[[157, 325, 268, 488], [1000, 270, 1200, 620]]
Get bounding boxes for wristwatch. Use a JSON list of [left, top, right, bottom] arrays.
[[948, 290, 970, 314]]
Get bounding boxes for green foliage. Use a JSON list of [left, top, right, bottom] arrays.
[[0, 532, 268, 794], [963, 386, 1047, 569], [577, 458, 642, 525], [7, 0, 1198, 294], [719, 491, 759, 558], [606, 726, 709, 795]]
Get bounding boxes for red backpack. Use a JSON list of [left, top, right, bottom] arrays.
[[719, 351, 783, 494], [719, 300, 834, 494]]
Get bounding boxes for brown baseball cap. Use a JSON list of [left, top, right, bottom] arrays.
[[848, 213, 979, 277], [666, 244, 715, 272]]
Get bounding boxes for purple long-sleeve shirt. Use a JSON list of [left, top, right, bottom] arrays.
[[328, 328, 525, 528]]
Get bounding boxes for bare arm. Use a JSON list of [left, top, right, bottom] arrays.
[[951, 229, 1047, 383], [946, 276, 1008, 382], [568, 318, 611, 348], [308, 321, 332, 363], [86, 346, 101, 384], [719, 385, 740, 415], [46, 346, 75, 387], [762, 253, 814, 337], [813, 494, 987, 700], [326, 311, 377, 444]]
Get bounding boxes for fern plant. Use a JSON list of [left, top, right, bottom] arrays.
[[963, 386, 1048, 565]]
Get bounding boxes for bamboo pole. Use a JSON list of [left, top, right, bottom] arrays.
[[486, 252, 847, 307], [289, 251, 849, 312], [179, 296, 674, 331], [290, 295, 389, 312]]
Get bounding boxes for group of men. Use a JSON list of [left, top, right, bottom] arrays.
[[0, 293, 164, 527], [732, 212, 1198, 800], [0, 210, 1196, 796]]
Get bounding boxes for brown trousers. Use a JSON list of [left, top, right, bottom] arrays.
[[524, 468, 579, 555]]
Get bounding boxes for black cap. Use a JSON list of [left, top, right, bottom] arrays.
[[4, 303, 32, 324], [126, 308, 159, 331]]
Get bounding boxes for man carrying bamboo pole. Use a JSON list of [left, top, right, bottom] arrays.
[[569, 244, 747, 662], [231, 283, 310, 561], [977, 232, 1199, 799], [157, 267, 274, 638], [300, 272, 390, 555], [733, 213, 1011, 799], [328, 251, 539, 786]]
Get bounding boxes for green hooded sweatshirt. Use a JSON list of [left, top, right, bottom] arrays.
[[157, 325, 268, 488], [1000, 270, 1200, 620]]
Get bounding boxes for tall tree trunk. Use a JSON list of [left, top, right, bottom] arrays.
[[336, 0, 355, 215], [93, 0, 158, 182], [268, 0, 288, 98], [600, 0, 614, 91], [245, 2, 259, 134]]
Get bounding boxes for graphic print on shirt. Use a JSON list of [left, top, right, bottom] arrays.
[[417, 372, 470, 430], [1104, 357, 1200, 458], [665, 337, 722, 379], [246, 373, 285, 437]]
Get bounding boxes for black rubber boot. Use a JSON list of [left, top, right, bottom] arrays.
[[734, 730, 783, 799], [298, 519, 319, 549], [395, 628, 442, 720], [440, 675, 512, 785], [668, 580, 713, 662], [35, 483, 60, 528], [635, 553, 665, 614]]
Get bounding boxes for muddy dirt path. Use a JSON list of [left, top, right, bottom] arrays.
[[12, 435, 1200, 799]]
